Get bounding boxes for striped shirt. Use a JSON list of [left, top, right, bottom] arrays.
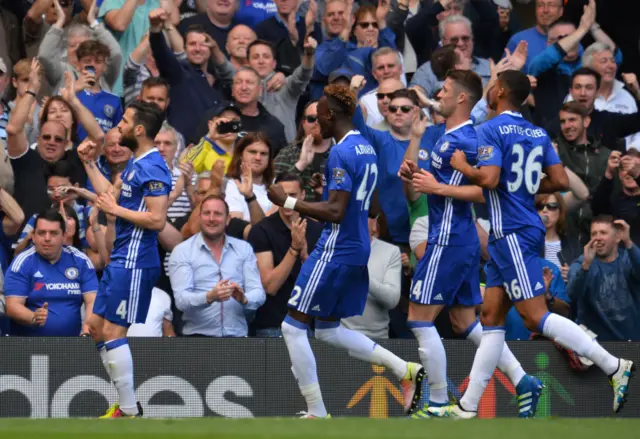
[[544, 240, 562, 269], [167, 167, 193, 220]]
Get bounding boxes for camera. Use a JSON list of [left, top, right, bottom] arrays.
[[218, 120, 242, 135], [84, 66, 96, 87]]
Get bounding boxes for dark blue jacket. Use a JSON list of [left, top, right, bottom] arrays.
[[150, 31, 223, 139]]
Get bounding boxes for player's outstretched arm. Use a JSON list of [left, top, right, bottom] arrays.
[[269, 185, 351, 223], [412, 170, 486, 203], [538, 164, 569, 194]]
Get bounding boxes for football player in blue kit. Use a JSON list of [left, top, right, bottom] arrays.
[[427, 70, 634, 418], [267, 84, 425, 419], [400, 70, 542, 418], [79, 101, 172, 418]]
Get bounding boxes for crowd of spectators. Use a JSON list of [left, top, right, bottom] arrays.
[[0, 0, 638, 344]]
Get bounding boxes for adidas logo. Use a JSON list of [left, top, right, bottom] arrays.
[[434, 293, 443, 301], [311, 305, 321, 311], [535, 282, 544, 290], [34, 271, 43, 278]]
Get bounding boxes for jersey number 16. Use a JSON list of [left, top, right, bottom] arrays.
[[507, 144, 543, 194], [356, 163, 378, 211]]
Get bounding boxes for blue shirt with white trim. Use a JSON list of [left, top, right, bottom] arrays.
[[427, 121, 478, 247], [476, 111, 561, 239], [76, 90, 123, 141], [4, 246, 99, 336], [311, 130, 377, 266], [111, 148, 171, 269]]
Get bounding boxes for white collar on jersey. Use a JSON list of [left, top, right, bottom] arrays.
[[335, 130, 360, 144], [134, 147, 159, 163], [501, 110, 523, 118], [444, 119, 473, 135]]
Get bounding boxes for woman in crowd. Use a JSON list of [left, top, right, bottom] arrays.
[[225, 132, 275, 223], [535, 193, 581, 280], [352, 5, 394, 49], [274, 101, 332, 201]]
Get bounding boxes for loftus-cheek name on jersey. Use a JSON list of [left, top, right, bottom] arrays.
[[121, 183, 132, 198], [498, 124, 546, 139], [355, 144, 376, 156], [431, 151, 443, 169]]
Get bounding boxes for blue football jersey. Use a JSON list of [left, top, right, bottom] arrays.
[[427, 121, 479, 246], [4, 246, 99, 336], [312, 130, 377, 266], [111, 148, 171, 269], [476, 111, 561, 239], [76, 90, 123, 141]]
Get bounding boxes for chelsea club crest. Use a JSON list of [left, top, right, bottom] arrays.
[[65, 267, 79, 280], [104, 104, 115, 118], [128, 170, 136, 181]]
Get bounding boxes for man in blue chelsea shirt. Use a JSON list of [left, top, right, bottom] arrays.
[[75, 40, 123, 141], [5, 209, 98, 336]]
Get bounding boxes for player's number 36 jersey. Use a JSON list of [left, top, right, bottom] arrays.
[[476, 111, 561, 239], [311, 130, 378, 266]]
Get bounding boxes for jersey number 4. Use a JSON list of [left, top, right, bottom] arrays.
[[356, 163, 378, 211], [508, 144, 543, 194], [116, 300, 127, 319]]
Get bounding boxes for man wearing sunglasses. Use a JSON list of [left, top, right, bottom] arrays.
[[360, 77, 404, 130], [410, 15, 491, 99]]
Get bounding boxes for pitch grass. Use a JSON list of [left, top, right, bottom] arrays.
[[0, 418, 639, 439]]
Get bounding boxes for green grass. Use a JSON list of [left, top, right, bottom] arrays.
[[0, 418, 638, 439]]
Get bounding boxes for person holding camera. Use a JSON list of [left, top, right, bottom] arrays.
[[592, 150, 640, 246], [567, 216, 640, 341], [74, 40, 123, 141]]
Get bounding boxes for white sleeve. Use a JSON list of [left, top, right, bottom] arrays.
[[224, 180, 249, 221], [409, 216, 429, 253]]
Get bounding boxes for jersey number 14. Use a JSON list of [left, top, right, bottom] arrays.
[[356, 163, 378, 211], [507, 144, 543, 194]]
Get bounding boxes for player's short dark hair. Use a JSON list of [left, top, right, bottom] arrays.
[[497, 70, 531, 107], [200, 194, 229, 216], [274, 173, 303, 187], [571, 67, 601, 90], [126, 101, 165, 140], [247, 39, 275, 59], [324, 84, 357, 118], [35, 208, 66, 234], [591, 214, 615, 227], [45, 160, 77, 184], [560, 101, 589, 119], [76, 40, 110, 60], [141, 76, 170, 94], [446, 69, 483, 107], [389, 88, 420, 107], [431, 44, 459, 81], [548, 19, 575, 32]]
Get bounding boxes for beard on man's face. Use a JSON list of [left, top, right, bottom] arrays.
[[120, 132, 139, 151]]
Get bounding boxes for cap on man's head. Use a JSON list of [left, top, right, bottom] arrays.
[[212, 101, 242, 118], [329, 68, 353, 84]]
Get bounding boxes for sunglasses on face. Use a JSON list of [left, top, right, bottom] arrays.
[[41, 134, 65, 143], [304, 115, 318, 123], [449, 35, 471, 45], [536, 202, 560, 211], [376, 92, 394, 100], [388, 105, 414, 114], [357, 21, 379, 29]]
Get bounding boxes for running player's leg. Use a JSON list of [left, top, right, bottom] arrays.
[[312, 263, 424, 414], [89, 269, 111, 380], [281, 256, 328, 418]]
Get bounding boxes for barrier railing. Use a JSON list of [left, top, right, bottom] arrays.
[[0, 338, 637, 418]]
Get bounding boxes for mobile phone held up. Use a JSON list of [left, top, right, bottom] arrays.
[[84, 66, 96, 87], [217, 120, 242, 135]]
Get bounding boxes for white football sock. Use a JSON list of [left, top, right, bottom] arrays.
[[105, 338, 137, 415], [281, 317, 327, 417], [460, 327, 505, 412], [96, 342, 113, 381], [465, 321, 526, 386], [410, 322, 448, 404], [540, 313, 618, 375], [315, 322, 407, 380]]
